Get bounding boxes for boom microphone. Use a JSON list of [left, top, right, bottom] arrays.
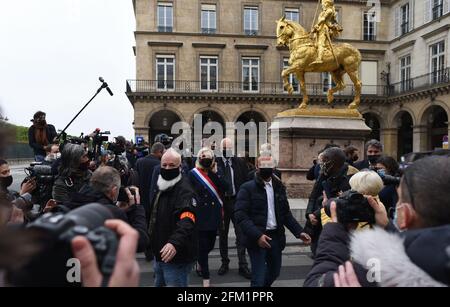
[[99, 77, 114, 96]]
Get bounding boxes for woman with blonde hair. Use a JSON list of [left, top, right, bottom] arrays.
[[188, 147, 229, 287], [320, 171, 384, 228]]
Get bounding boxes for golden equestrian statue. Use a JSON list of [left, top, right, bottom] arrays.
[[277, 0, 362, 110]]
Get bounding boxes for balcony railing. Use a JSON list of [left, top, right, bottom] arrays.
[[126, 80, 387, 97], [390, 68, 450, 95]]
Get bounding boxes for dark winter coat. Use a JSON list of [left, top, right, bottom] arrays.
[[148, 176, 197, 264], [234, 172, 304, 250], [55, 184, 149, 253], [188, 168, 228, 231], [135, 154, 160, 218], [28, 124, 57, 156]]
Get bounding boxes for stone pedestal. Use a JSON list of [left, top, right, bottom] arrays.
[[270, 108, 371, 198]]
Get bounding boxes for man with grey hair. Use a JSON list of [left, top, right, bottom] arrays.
[[53, 166, 149, 252], [354, 139, 383, 170], [148, 148, 197, 287]]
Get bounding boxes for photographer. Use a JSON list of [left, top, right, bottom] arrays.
[[28, 111, 57, 162], [49, 166, 149, 253], [305, 156, 450, 287], [52, 143, 91, 204], [1, 159, 37, 224], [304, 147, 354, 256], [375, 155, 401, 217]]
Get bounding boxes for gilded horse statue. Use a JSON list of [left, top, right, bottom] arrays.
[[276, 17, 362, 109]]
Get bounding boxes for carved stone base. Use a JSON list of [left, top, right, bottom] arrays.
[[270, 107, 371, 198]]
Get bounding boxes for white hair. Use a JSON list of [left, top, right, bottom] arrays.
[[349, 171, 384, 196]]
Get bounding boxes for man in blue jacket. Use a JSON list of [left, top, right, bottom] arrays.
[[235, 156, 311, 287]]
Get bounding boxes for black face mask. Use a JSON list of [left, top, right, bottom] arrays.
[[368, 155, 381, 165], [259, 168, 273, 180], [352, 154, 359, 162], [200, 158, 213, 168], [0, 175, 13, 189], [160, 167, 180, 181]]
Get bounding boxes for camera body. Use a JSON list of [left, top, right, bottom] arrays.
[[107, 142, 125, 155], [26, 162, 54, 183], [324, 190, 375, 224], [380, 174, 401, 185], [8, 203, 118, 286], [25, 162, 55, 208], [154, 133, 173, 148]]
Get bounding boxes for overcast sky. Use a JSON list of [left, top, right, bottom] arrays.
[[0, 0, 136, 139]]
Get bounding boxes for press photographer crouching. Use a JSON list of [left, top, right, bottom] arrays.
[[304, 156, 450, 287], [52, 143, 91, 204], [47, 166, 149, 253]]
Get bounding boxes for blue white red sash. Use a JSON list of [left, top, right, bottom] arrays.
[[191, 168, 223, 207]]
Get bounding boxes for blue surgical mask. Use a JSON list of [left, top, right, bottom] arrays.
[[377, 169, 386, 178]]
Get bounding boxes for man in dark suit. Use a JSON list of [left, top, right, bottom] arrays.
[[135, 142, 165, 220], [216, 138, 251, 279], [354, 139, 383, 170]]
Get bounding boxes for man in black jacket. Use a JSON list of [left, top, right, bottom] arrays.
[[216, 138, 251, 278], [148, 149, 197, 287], [353, 139, 383, 170], [304, 147, 352, 256], [235, 156, 311, 287], [28, 111, 57, 162], [135, 142, 165, 220]]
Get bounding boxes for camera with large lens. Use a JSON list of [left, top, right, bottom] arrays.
[[7, 203, 118, 286], [25, 162, 55, 209], [324, 190, 375, 224], [380, 174, 401, 186], [154, 133, 173, 148]]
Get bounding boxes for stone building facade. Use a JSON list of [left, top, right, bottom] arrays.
[[127, 0, 450, 162]]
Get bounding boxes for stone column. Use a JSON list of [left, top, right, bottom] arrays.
[[380, 128, 398, 158], [412, 125, 428, 152]]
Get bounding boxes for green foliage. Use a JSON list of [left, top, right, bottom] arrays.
[[3, 122, 29, 143]]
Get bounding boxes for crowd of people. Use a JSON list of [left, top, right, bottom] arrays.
[[0, 110, 449, 288]]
